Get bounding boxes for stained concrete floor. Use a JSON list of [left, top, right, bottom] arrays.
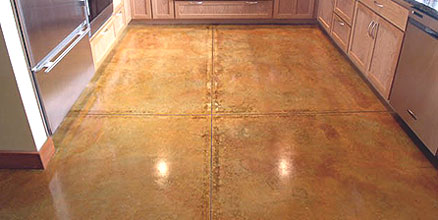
[[1, 25, 438, 219]]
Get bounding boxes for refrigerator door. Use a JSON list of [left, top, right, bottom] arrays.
[[33, 29, 95, 134], [14, 0, 87, 67]]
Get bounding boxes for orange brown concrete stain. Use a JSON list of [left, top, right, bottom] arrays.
[[0, 25, 437, 219], [213, 25, 386, 113]]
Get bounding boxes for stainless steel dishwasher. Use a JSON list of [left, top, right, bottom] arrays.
[[390, 6, 438, 156]]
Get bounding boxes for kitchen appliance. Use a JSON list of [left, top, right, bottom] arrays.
[[390, 5, 438, 156], [13, 0, 95, 134], [87, 0, 113, 36]]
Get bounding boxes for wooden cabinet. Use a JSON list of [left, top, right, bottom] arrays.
[[90, 19, 116, 68], [274, 0, 315, 19], [131, 0, 152, 19], [331, 13, 351, 51], [349, 2, 404, 99], [90, 3, 129, 70], [367, 16, 403, 98], [334, 0, 355, 25], [175, 1, 273, 19], [348, 3, 376, 72], [317, 0, 334, 32], [152, 0, 175, 19], [113, 7, 127, 38], [360, 0, 409, 30], [124, 0, 133, 23]]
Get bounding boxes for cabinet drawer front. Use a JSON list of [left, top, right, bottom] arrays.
[[331, 14, 351, 51], [175, 1, 273, 19], [334, 0, 355, 25], [360, 0, 409, 30], [113, 8, 126, 37], [91, 19, 116, 68]]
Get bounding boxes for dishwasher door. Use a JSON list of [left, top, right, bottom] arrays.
[[390, 20, 438, 156]]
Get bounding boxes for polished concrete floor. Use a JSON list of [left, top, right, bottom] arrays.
[[1, 25, 438, 219]]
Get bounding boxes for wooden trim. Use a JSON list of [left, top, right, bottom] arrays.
[[39, 137, 55, 169], [130, 18, 317, 25], [0, 137, 55, 169]]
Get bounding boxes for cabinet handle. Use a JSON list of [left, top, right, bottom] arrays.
[[367, 21, 375, 38], [189, 1, 203, 4], [245, 1, 259, 4], [338, 20, 345, 26], [374, 1, 384, 8], [102, 28, 109, 35], [371, 22, 379, 39], [407, 109, 418, 120]]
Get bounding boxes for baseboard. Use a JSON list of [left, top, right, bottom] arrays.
[[0, 137, 55, 169], [130, 19, 317, 25]]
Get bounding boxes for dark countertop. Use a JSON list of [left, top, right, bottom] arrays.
[[399, 0, 438, 19]]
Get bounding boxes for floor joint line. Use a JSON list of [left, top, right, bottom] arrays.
[[209, 25, 215, 220]]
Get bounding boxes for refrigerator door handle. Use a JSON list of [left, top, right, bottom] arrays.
[[41, 27, 90, 73]]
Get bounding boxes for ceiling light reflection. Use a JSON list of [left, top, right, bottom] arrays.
[[279, 159, 290, 177], [157, 160, 168, 177]]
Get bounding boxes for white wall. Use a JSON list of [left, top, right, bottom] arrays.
[[0, 0, 48, 151]]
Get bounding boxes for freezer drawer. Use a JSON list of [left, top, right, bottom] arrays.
[[390, 21, 438, 156], [14, 0, 87, 67], [34, 33, 95, 134]]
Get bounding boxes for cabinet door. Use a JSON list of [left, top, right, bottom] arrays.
[[274, 0, 315, 19], [334, 0, 355, 25], [317, 0, 334, 32], [348, 3, 376, 72], [367, 17, 404, 99], [131, 0, 152, 19], [152, 0, 175, 19]]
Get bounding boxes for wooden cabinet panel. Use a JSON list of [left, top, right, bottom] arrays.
[[131, 0, 152, 19], [348, 3, 376, 72], [367, 16, 403, 98], [152, 0, 175, 19], [113, 7, 126, 37], [124, 0, 133, 23], [317, 0, 334, 32], [334, 0, 355, 25], [175, 1, 273, 19], [90, 19, 116, 68], [360, 0, 409, 30], [331, 14, 351, 51], [274, 0, 315, 19]]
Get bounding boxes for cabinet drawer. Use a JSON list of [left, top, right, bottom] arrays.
[[360, 0, 409, 30], [331, 14, 351, 51], [334, 0, 355, 25], [175, 1, 273, 19], [90, 19, 116, 68], [113, 8, 126, 37]]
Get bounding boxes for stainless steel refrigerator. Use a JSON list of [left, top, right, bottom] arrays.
[[13, 0, 95, 134]]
